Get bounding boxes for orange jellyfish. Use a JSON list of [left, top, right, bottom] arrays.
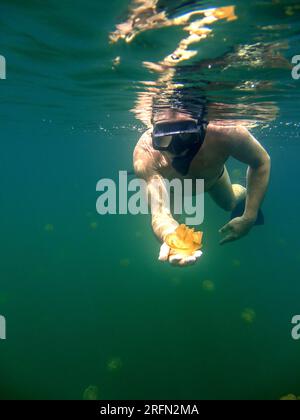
[[165, 224, 203, 256]]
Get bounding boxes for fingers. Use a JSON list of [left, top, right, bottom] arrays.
[[159, 243, 170, 261], [169, 251, 202, 267], [169, 255, 196, 267], [194, 250, 203, 259], [219, 234, 238, 246], [219, 222, 237, 245], [219, 220, 239, 245], [219, 222, 232, 235], [159, 244, 203, 267], [180, 256, 197, 267], [169, 255, 184, 266]]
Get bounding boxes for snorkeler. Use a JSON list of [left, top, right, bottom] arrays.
[[133, 108, 271, 266]]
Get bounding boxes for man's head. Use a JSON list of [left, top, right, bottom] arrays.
[[153, 108, 195, 124], [152, 109, 202, 156]]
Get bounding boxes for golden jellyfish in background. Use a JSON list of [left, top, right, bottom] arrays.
[[44, 224, 54, 232], [277, 238, 287, 248], [83, 385, 100, 400], [170, 276, 182, 286], [90, 222, 98, 230], [285, 4, 300, 17], [232, 259, 241, 268], [241, 308, 256, 324], [202, 280, 215, 293], [120, 258, 131, 268], [107, 357, 123, 372], [280, 394, 300, 401]]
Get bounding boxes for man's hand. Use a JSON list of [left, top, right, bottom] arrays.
[[219, 216, 255, 245], [158, 243, 203, 267]]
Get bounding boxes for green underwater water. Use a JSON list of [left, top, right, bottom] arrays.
[[0, 0, 300, 400]]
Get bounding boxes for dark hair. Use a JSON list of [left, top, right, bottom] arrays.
[[152, 89, 208, 125]]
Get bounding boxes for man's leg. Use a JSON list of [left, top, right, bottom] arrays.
[[208, 167, 246, 211]]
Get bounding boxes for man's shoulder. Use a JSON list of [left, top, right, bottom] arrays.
[[133, 129, 160, 178], [134, 129, 153, 159], [134, 128, 152, 149], [208, 123, 251, 142]]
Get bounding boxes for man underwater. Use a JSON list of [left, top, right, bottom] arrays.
[[133, 107, 271, 267]]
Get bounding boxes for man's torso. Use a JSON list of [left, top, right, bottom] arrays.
[[135, 124, 230, 191]]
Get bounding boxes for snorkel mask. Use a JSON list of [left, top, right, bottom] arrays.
[[152, 120, 202, 156]]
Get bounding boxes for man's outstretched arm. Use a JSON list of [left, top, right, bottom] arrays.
[[133, 142, 179, 242], [134, 143, 201, 266], [147, 174, 179, 243], [220, 126, 271, 244], [146, 174, 202, 266]]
